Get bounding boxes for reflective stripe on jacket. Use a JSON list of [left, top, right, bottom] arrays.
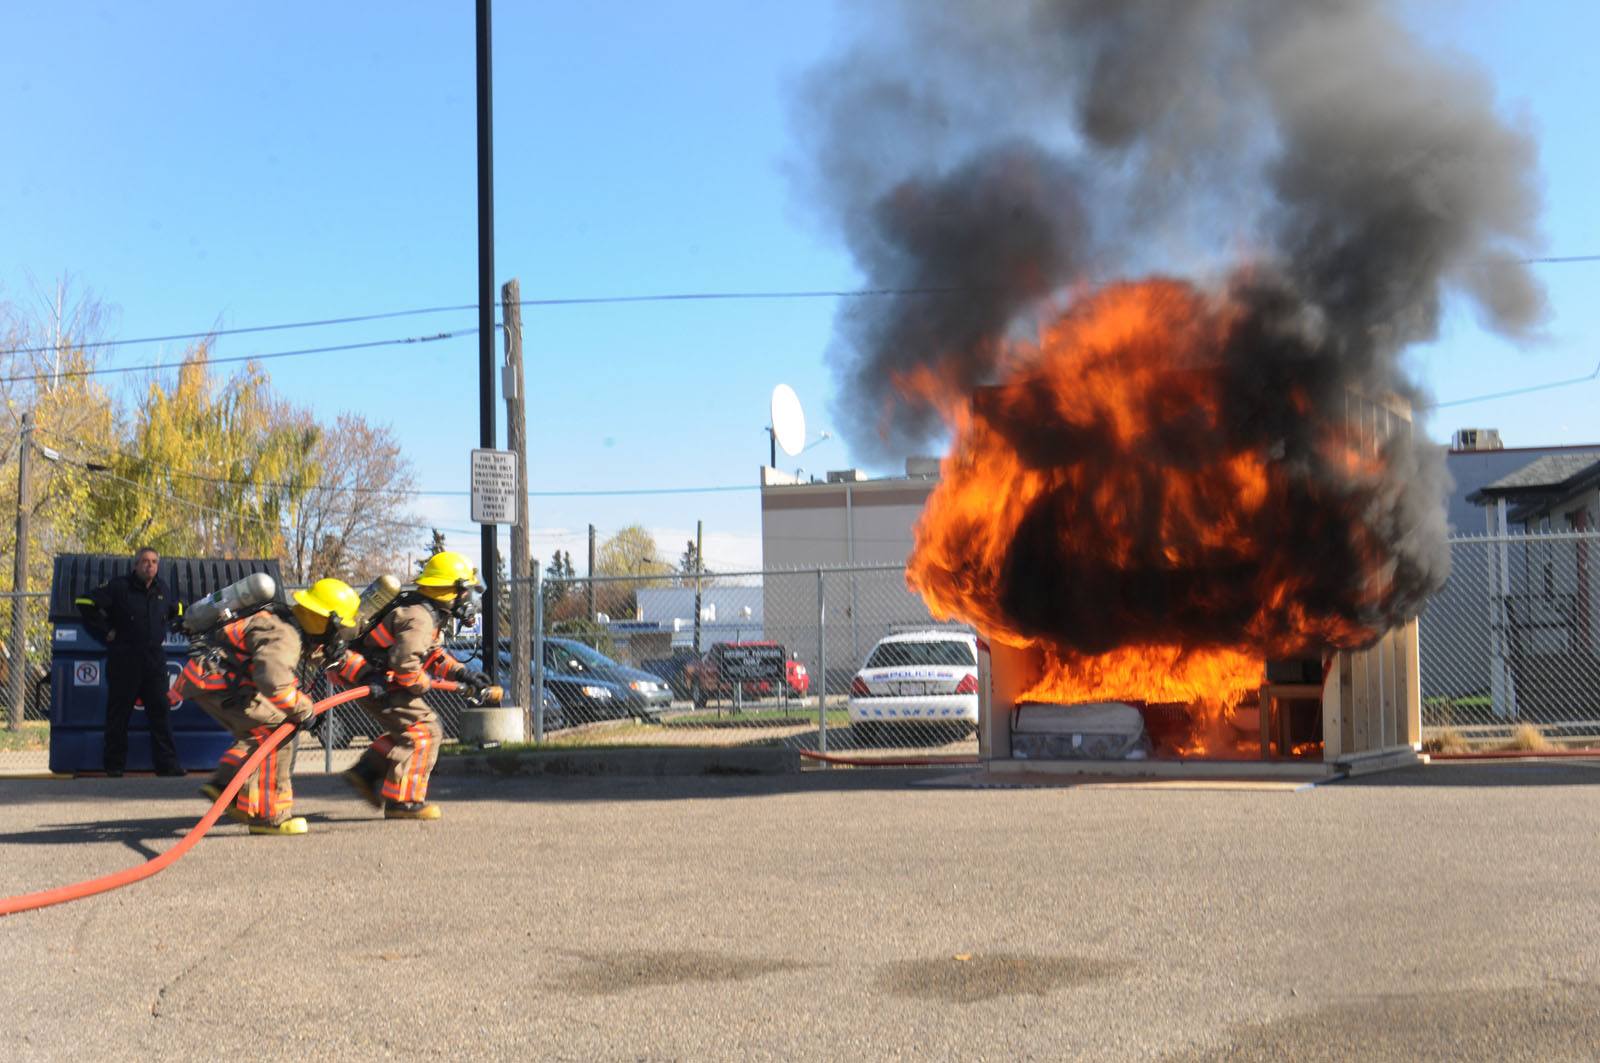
[[202, 610, 307, 716], [356, 601, 463, 693]]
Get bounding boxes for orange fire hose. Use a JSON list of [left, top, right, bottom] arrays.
[[0, 678, 463, 919]]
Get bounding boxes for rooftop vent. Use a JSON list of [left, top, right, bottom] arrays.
[[1452, 428, 1504, 451], [825, 469, 867, 483]]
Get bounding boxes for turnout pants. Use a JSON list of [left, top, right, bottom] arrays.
[[104, 649, 180, 774], [353, 695, 442, 804], [192, 689, 299, 824]]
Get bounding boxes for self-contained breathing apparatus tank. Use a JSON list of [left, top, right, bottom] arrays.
[[354, 574, 401, 634], [181, 572, 277, 634]]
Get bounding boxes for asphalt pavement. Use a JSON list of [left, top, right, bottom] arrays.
[[3, 760, 1599, 1060]]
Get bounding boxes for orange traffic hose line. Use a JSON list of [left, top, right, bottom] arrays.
[[0, 678, 462, 919]]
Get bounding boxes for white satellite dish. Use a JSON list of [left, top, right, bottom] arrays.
[[770, 384, 807, 460]]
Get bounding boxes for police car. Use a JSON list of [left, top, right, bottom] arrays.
[[847, 629, 979, 738]]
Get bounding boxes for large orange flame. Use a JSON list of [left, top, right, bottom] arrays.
[[906, 277, 1393, 757]]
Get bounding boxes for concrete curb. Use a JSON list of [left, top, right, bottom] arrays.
[[435, 746, 801, 778]]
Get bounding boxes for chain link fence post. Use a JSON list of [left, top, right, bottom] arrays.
[[815, 568, 827, 761], [323, 672, 334, 773], [532, 568, 545, 742]]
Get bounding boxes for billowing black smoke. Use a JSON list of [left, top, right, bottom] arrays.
[[796, 0, 1546, 636]]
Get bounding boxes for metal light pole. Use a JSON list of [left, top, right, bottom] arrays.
[[476, 0, 499, 683]]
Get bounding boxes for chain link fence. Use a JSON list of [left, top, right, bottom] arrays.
[[505, 566, 976, 759], [16, 536, 1594, 757], [1419, 532, 1600, 740], [2, 591, 51, 728], [506, 538, 1600, 756]]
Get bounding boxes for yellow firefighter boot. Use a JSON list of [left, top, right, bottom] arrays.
[[248, 816, 309, 836], [384, 801, 442, 821]]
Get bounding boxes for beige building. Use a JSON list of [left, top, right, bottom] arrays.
[[759, 461, 949, 692]]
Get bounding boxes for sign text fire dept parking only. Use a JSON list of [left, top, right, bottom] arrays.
[[470, 448, 518, 524]]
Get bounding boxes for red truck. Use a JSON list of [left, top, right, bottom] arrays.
[[686, 641, 809, 705]]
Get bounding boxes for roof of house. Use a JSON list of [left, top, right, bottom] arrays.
[[1467, 451, 1600, 525], [1478, 452, 1600, 493]]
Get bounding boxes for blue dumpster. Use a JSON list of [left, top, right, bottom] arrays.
[[48, 554, 285, 775]]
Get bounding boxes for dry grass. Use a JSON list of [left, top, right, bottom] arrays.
[[0, 720, 50, 753], [1421, 728, 1472, 754], [1499, 723, 1552, 752]]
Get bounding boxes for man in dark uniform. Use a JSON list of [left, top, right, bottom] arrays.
[[75, 547, 183, 776]]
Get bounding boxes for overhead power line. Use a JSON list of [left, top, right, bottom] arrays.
[[0, 329, 474, 386], [40, 437, 767, 540], [2, 286, 976, 357], [1429, 359, 1600, 409], [527, 484, 758, 497], [61, 456, 483, 538], [4, 304, 482, 356], [8, 253, 1596, 358], [42, 431, 766, 500]]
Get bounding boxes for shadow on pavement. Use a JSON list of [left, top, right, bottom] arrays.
[[0, 816, 219, 859], [418, 765, 965, 805], [3, 760, 1597, 821], [0, 808, 376, 855], [1334, 759, 1600, 789]]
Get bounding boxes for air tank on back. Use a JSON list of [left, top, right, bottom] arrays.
[[355, 574, 402, 633], [182, 572, 277, 634]]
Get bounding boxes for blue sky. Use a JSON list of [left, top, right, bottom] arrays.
[[3, 1, 1597, 574]]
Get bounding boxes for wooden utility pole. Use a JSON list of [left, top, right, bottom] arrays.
[[502, 278, 531, 722], [8, 412, 34, 731]]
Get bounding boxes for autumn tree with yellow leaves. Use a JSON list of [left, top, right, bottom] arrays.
[[2, 288, 420, 584]]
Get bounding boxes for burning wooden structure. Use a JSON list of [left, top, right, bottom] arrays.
[[907, 337, 1433, 778], [978, 623, 1421, 777]]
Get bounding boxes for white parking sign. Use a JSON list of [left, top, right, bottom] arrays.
[[470, 448, 518, 524]]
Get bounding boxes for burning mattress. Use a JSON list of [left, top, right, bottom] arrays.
[[1011, 701, 1148, 761]]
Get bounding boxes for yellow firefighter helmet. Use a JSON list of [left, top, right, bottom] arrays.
[[416, 551, 478, 590], [292, 578, 361, 629]]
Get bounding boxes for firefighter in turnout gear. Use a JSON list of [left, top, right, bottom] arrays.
[[337, 551, 491, 820], [176, 578, 360, 835]]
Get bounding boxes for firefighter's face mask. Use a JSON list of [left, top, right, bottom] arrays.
[[451, 581, 482, 625], [318, 612, 350, 668]]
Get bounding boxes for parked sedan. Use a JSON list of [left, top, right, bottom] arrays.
[[847, 630, 979, 741], [541, 637, 671, 723]]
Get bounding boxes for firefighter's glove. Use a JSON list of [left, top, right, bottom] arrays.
[[359, 670, 393, 701], [287, 697, 319, 730], [460, 669, 489, 701]]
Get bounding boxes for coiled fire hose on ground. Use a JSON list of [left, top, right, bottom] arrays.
[[0, 678, 466, 919]]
